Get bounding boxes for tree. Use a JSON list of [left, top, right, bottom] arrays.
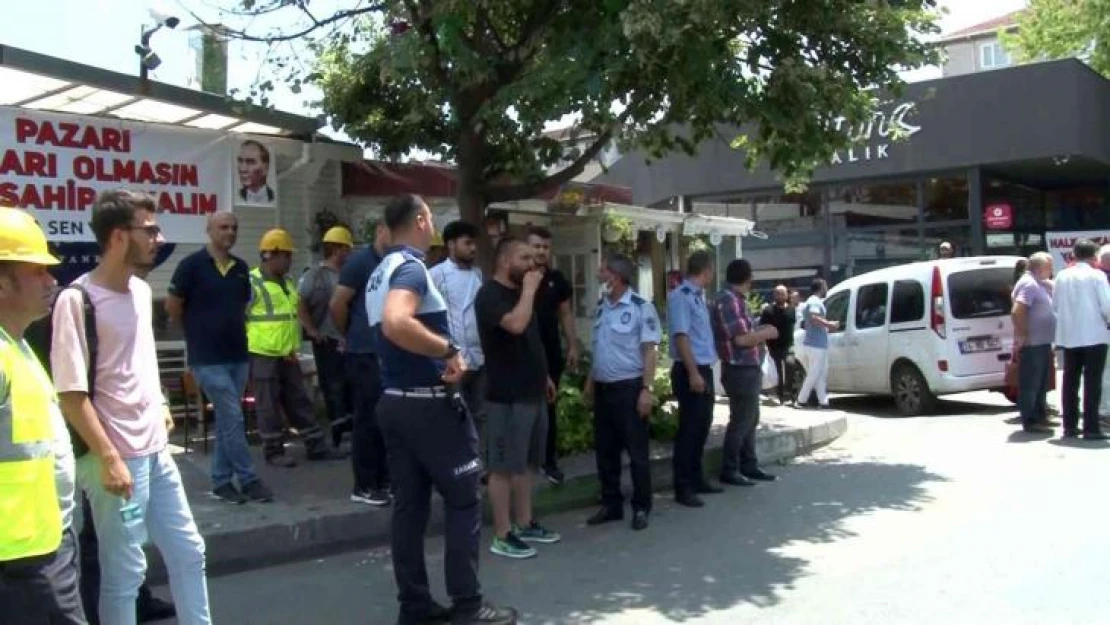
[[1002, 0, 1110, 76], [208, 1, 940, 248]]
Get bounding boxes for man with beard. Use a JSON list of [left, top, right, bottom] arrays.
[[524, 227, 579, 485], [475, 237, 560, 560], [759, 285, 798, 406], [431, 222, 487, 469], [53, 190, 211, 624], [167, 212, 273, 504]]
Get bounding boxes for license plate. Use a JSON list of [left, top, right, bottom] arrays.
[[959, 335, 1001, 354]]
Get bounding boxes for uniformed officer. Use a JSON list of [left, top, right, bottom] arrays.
[[366, 194, 517, 625], [667, 250, 722, 508], [583, 254, 662, 531]]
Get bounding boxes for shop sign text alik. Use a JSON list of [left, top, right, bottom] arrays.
[[829, 101, 921, 166]]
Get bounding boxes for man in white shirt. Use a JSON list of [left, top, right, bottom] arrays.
[[429, 221, 486, 455], [1099, 245, 1110, 419], [1052, 239, 1110, 439]]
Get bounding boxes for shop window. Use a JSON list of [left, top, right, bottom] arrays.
[[890, 280, 925, 324], [844, 228, 921, 276], [924, 225, 972, 259], [1045, 186, 1109, 230], [823, 291, 850, 334], [827, 180, 917, 227], [983, 177, 1042, 232], [854, 283, 889, 329], [750, 189, 823, 230], [924, 176, 969, 222]]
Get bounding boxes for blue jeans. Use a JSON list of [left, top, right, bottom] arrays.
[[192, 362, 258, 489], [78, 449, 210, 625], [1017, 344, 1051, 427]]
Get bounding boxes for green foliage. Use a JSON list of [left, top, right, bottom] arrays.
[[746, 290, 766, 314], [555, 343, 679, 457], [1002, 0, 1110, 76], [305, 0, 940, 212]]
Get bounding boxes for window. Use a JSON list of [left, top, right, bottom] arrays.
[[827, 180, 917, 227], [555, 253, 591, 318], [855, 283, 889, 329], [947, 267, 1013, 319], [890, 280, 925, 324], [823, 291, 850, 334], [979, 41, 1011, 70], [924, 176, 968, 222]]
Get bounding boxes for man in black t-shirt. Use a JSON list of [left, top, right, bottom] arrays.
[[525, 226, 579, 485], [475, 237, 561, 559], [759, 285, 798, 405]]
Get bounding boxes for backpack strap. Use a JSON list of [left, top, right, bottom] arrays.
[[60, 283, 97, 459]]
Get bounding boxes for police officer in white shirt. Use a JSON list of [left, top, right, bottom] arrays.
[[1052, 239, 1110, 439]]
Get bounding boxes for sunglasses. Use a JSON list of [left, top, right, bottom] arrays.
[[130, 225, 163, 237]]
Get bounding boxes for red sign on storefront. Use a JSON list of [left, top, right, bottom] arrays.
[[984, 203, 1013, 230]]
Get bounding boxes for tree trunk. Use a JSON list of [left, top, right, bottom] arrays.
[[456, 179, 493, 273]]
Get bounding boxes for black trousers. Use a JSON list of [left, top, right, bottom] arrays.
[[544, 358, 565, 469], [312, 338, 351, 428], [594, 378, 653, 513], [768, 348, 796, 402], [721, 364, 762, 476], [0, 525, 86, 625], [1061, 343, 1108, 434], [377, 392, 482, 619], [671, 363, 715, 495], [348, 354, 389, 491]]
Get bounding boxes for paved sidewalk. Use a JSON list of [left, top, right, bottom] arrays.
[[150, 401, 846, 580]]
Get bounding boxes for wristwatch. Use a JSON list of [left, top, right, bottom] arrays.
[[443, 341, 461, 359]]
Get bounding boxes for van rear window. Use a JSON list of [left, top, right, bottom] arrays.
[[946, 267, 1013, 319]]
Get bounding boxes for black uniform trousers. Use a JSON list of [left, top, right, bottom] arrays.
[[0, 525, 86, 625], [1061, 343, 1108, 434], [671, 363, 716, 496], [377, 391, 482, 619], [312, 338, 351, 429], [347, 353, 389, 491], [544, 357, 565, 469], [593, 378, 653, 514]]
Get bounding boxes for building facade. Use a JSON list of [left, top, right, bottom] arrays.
[[599, 59, 1110, 292]]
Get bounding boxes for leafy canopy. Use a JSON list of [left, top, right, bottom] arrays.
[[307, 0, 940, 201], [1002, 0, 1110, 76]]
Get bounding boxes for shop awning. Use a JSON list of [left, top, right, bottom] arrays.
[[0, 44, 322, 138], [683, 213, 768, 239]]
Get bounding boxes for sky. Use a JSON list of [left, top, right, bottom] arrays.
[[1, 0, 1030, 144]]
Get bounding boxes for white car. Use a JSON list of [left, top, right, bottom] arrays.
[[793, 256, 1023, 415]]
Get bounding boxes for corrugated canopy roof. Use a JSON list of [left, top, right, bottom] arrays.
[[0, 44, 322, 138]]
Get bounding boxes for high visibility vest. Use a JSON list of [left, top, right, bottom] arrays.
[[246, 268, 300, 357], [0, 327, 62, 561]]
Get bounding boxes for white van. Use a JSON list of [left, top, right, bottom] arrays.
[[793, 256, 1023, 415]]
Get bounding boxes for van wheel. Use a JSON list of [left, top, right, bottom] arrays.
[[891, 364, 936, 416]]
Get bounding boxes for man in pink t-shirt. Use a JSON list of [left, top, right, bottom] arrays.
[[52, 190, 211, 625]]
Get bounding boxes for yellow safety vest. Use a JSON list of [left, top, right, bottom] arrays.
[[0, 327, 62, 561], [246, 268, 301, 357]]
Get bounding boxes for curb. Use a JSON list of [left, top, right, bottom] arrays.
[[149, 413, 847, 580]]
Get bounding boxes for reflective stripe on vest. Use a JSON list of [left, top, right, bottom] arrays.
[[0, 328, 62, 561], [246, 268, 300, 357]]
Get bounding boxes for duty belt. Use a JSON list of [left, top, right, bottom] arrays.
[[384, 386, 449, 399]]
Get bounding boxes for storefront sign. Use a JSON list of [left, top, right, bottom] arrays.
[[829, 101, 921, 166], [0, 107, 248, 243], [984, 203, 1013, 230], [1046, 229, 1110, 268]]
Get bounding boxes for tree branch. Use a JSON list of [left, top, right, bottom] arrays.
[[184, 3, 385, 43], [405, 0, 455, 91], [483, 128, 615, 203]]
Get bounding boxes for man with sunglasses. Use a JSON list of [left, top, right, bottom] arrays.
[[167, 212, 273, 504]]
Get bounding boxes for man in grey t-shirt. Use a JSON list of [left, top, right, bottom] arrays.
[[796, 278, 838, 408], [297, 227, 354, 442], [1012, 252, 1056, 433]]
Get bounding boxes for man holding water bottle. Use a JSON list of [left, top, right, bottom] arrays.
[[52, 190, 211, 625]]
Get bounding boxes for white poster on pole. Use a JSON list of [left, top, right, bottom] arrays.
[[0, 106, 236, 243], [1046, 230, 1110, 268]]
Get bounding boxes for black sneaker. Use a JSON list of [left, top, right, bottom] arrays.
[[351, 488, 391, 506], [242, 480, 274, 503], [137, 589, 176, 623], [543, 464, 565, 486], [396, 601, 451, 625], [210, 483, 247, 505], [450, 603, 518, 625]]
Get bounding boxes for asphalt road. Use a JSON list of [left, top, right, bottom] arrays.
[[157, 391, 1110, 625]]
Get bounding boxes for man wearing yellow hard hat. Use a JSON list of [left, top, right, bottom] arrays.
[[247, 228, 346, 467], [0, 207, 86, 624], [296, 226, 354, 448]]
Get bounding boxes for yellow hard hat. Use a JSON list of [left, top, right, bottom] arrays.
[[259, 228, 296, 253], [322, 226, 354, 247], [0, 207, 59, 266]]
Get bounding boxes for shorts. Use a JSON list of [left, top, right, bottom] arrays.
[[485, 400, 548, 474]]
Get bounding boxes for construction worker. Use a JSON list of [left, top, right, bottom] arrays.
[[248, 228, 345, 467], [0, 207, 86, 624]]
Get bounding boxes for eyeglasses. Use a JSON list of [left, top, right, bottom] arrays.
[[130, 225, 162, 238]]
